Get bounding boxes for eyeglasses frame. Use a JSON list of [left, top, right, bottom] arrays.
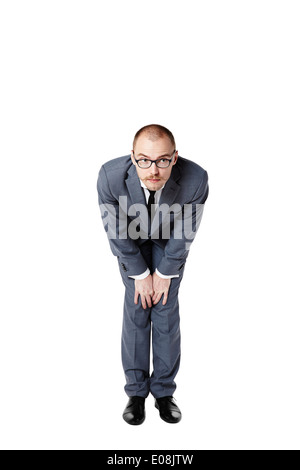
[[132, 150, 177, 169]]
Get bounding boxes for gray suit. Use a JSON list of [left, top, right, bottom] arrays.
[[97, 154, 208, 398]]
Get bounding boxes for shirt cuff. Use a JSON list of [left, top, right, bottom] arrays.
[[128, 268, 150, 280], [155, 268, 180, 279]]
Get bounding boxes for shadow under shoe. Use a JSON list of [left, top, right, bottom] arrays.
[[155, 396, 182, 424], [123, 396, 146, 425]]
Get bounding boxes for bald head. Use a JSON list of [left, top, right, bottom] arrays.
[[133, 124, 176, 151]]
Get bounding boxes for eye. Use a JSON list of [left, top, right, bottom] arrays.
[[159, 159, 167, 163]]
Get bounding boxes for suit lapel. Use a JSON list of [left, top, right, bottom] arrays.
[[151, 164, 181, 235], [158, 164, 181, 207], [125, 164, 147, 207]]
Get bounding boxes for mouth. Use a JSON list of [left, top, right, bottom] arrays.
[[147, 178, 160, 183]]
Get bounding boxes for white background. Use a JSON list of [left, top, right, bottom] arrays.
[[0, 0, 299, 450]]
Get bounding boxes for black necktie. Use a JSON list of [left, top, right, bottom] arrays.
[[147, 190, 156, 217]]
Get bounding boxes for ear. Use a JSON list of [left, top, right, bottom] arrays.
[[173, 151, 178, 165], [130, 150, 136, 165]]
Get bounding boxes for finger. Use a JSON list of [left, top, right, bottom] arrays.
[[141, 295, 147, 310], [146, 294, 152, 308], [134, 289, 139, 305], [162, 291, 169, 306], [153, 292, 162, 305]]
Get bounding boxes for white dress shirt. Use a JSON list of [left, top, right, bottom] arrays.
[[128, 179, 180, 280]]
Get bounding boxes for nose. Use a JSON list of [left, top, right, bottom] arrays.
[[151, 162, 159, 175]]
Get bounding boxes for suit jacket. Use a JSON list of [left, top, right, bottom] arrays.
[[97, 154, 209, 277]]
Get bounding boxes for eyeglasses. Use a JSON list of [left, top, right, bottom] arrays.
[[133, 150, 177, 169]]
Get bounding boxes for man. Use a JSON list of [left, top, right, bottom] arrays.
[[97, 124, 209, 425]]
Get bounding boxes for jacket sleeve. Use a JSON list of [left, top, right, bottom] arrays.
[[156, 170, 209, 276], [97, 165, 149, 276]]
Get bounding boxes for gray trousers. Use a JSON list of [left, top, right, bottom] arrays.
[[118, 240, 185, 399]]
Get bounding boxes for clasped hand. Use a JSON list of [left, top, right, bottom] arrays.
[[134, 273, 171, 309]]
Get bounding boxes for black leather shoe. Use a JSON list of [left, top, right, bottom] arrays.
[[122, 396, 146, 425], [155, 396, 182, 423]]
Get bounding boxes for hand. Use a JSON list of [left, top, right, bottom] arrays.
[[134, 274, 153, 309], [152, 272, 171, 306]]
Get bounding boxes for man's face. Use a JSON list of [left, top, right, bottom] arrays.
[[131, 135, 178, 191]]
